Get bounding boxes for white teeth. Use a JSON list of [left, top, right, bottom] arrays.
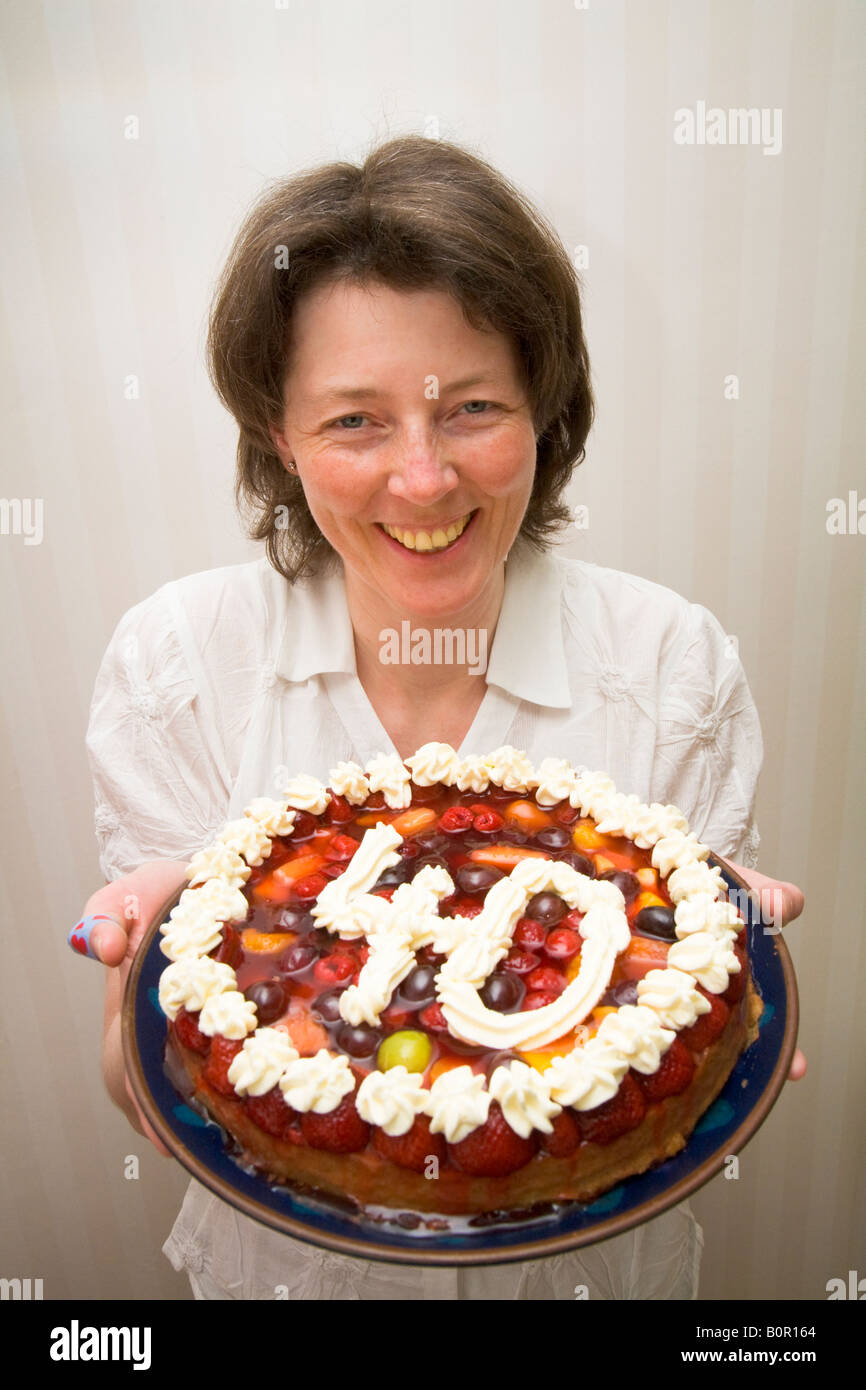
[[383, 512, 472, 552]]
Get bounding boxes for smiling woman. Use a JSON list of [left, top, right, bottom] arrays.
[[78, 133, 803, 1303]]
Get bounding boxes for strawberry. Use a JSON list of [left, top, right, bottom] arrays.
[[324, 833, 361, 861], [449, 1102, 537, 1177], [293, 872, 329, 901], [244, 1085, 298, 1140], [438, 806, 474, 833], [680, 989, 730, 1053], [312, 953, 355, 988], [173, 1007, 210, 1056], [543, 1107, 581, 1157], [471, 808, 505, 834], [419, 1002, 449, 1034], [301, 1089, 370, 1153], [637, 1038, 695, 1102], [373, 1114, 446, 1173], [577, 1071, 647, 1145], [290, 810, 319, 839], [210, 924, 243, 967], [326, 793, 356, 824], [202, 1036, 244, 1097], [723, 942, 747, 1004]]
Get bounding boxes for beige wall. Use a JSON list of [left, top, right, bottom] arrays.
[[1, 0, 863, 1301]]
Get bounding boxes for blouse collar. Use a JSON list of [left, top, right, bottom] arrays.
[[275, 537, 572, 710]]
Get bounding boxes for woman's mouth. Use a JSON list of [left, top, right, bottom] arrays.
[[378, 510, 477, 554]]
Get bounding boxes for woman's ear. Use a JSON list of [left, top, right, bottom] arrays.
[[268, 421, 295, 473]]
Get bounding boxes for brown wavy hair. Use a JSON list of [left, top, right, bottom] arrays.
[[207, 134, 594, 582]]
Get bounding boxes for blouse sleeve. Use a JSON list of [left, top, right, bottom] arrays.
[[85, 585, 234, 881], [650, 601, 764, 868]]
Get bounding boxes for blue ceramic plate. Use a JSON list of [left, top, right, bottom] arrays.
[[122, 856, 798, 1266]]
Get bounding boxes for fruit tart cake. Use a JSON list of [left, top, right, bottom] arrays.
[[157, 745, 762, 1218]]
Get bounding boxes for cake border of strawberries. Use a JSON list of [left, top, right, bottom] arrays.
[[130, 745, 772, 1238]]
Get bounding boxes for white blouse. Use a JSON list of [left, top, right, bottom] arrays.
[[86, 536, 763, 1300]]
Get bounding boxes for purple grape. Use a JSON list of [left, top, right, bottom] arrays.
[[278, 942, 318, 975], [399, 965, 437, 1004], [598, 870, 641, 903], [480, 972, 524, 1012], [456, 863, 504, 895], [525, 892, 568, 926], [313, 991, 344, 1024], [337, 1023, 381, 1058], [634, 905, 676, 941], [243, 979, 288, 1025], [533, 827, 572, 852]]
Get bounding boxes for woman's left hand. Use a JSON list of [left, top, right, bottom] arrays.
[[725, 863, 806, 1082]]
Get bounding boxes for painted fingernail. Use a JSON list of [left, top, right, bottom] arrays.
[[68, 915, 116, 961]]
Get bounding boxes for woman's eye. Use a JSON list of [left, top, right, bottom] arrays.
[[462, 400, 490, 415], [334, 414, 367, 429]]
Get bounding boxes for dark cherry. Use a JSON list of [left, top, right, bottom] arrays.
[[399, 840, 421, 860], [525, 891, 568, 926], [243, 979, 288, 1026], [277, 907, 314, 933], [533, 826, 572, 852], [480, 972, 525, 1012], [313, 991, 344, 1024], [337, 1023, 382, 1058], [601, 979, 639, 1008], [598, 869, 641, 903], [455, 864, 504, 895], [278, 942, 318, 975], [399, 964, 437, 1004], [634, 905, 677, 941]]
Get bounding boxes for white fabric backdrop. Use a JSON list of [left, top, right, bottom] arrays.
[[1, 0, 863, 1301]]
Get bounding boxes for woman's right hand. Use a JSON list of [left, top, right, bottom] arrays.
[[78, 860, 191, 1156]]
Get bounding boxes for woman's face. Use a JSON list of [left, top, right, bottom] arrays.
[[270, 279, 538, 623]]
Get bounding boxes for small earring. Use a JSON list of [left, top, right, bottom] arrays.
[[287, 460, 297, 474]]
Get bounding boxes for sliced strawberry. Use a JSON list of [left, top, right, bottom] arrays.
[[543, 1106, 581, 1157], [577, 1071, 647, 1145], [637, 1038, 695, 1102], [301, 1089, 370, 1153], [210, 923, 243, 967], [202, 1036, 244, 1097], [373, 1114, 446, 1173], [679, 989, 730, 1053], [173, 1007, 210, 1056], [449, 1102, 537, 1177], [244, 1085, 298, 1140]]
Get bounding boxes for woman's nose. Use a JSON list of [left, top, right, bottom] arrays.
[[386, 432, 459, 504]]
